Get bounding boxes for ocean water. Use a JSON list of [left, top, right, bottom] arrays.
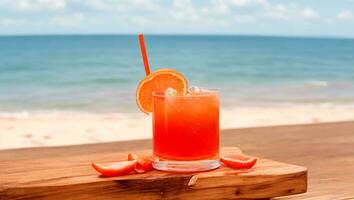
[[1, 35, 354, 113]]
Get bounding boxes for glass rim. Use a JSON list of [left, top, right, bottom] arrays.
[[152, 89, 219, 98]]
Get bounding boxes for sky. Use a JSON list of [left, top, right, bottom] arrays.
[[0, 0, 354, 38]]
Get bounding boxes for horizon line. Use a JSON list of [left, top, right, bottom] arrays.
[[0, 33, 354, 40]]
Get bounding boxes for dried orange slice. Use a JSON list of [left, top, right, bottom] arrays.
[[136, 68, 188, 113]]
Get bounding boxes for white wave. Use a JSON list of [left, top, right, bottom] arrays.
[[0, 111, 30, 119], [304, 80, 328, 87]]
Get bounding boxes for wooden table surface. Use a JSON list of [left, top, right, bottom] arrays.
[[1, 121, 354, 199]]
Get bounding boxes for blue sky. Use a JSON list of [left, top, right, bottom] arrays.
[[0, 0, 354, 37]]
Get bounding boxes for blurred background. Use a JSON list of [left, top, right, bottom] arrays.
[[1, 0, 354, 149]]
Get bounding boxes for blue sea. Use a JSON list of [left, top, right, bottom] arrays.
[[1, 35, 354, 113]]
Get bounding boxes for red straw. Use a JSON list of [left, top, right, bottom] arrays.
[[138, 34, 150, 76]]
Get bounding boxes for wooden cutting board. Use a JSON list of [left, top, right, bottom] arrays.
[[1, 147, 307, 200]]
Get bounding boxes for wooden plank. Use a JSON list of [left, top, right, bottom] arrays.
[[0, 147, 306, 199], [1, 121, 354, 199]]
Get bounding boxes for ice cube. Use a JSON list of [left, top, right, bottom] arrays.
[[165, 87, 177, 96], [188, 86, 201, 93]]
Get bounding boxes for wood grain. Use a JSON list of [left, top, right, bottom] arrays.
[[2, 121, 354, 199], [0, 147, 306, 200]]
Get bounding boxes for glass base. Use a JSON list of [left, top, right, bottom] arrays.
[[153, 158, 220, 173]]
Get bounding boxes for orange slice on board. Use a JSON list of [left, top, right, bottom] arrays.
[[136, 68, 188, 113], [220, 154, 257, 169], [128, 153, 153, 173], [91, 161, 137, 177]]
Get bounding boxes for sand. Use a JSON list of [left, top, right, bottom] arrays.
[[1, 104, 354, 150]]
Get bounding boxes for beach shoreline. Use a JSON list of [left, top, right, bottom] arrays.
[[1, 104, 354, 150]]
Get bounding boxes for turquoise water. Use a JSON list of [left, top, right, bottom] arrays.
[[1, 35, 354, 113]]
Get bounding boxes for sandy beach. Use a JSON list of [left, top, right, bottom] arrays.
[[1, 104, 354, 150]]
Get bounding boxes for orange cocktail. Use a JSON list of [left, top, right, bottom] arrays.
[[152, 90, 220, 172], [136, 34, 220, 172]]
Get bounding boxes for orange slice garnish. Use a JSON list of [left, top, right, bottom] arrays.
[[136, 68, 188, 113]]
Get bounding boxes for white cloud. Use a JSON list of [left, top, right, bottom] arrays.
[[50, 12, 84, 26], [199, 0, 231, 16], [299, 8, 320, 19], [171, 0, 199, 21], [274, 4, 286, 12], [133, 0, 161, 11], [2, 0, 352, 37], [84, 0, 160, 12], [261, 5, 321, 21], [84, 0, 109, 11], [262, 4, 289, 20], [211, 0, 231, 14], [164, 0, 322, 28], [230, 0, 269, 8], [11, 0, 66, 11], [337, 10, 353, 21], [168, 0, 234, 28]]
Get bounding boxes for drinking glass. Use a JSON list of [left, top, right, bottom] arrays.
[[152, 90, 220, 172]]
